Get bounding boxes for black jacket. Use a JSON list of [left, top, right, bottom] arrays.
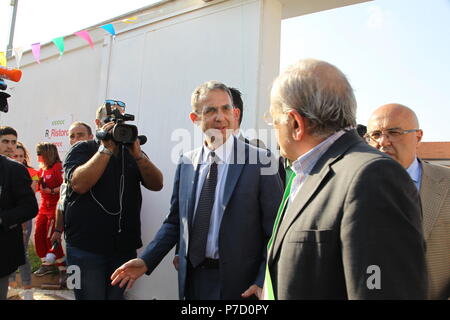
[[0, 155, 38, 277]]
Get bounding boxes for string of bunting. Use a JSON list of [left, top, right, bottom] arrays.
[[0, 16, 139, 68]]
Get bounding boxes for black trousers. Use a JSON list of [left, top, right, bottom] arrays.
[[185, 259, 221, 300]]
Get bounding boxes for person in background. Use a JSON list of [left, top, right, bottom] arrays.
[[366, 103, 450, 299], [50, 121, 94, 287], [0, 126, 38, 300], [8, 142, 39, 300], [33, 143, 65, 278]]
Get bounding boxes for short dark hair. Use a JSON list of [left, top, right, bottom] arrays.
[[70, 121, 93, 136], [229, 87, 243, 126], [0, 126, 18, 138], [356, 124, 367, 138]]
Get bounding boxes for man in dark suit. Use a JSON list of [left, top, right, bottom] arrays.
[[229, 86, 286, 185], [0, 126, 38, 299], [263, 59, 427, 299], [111, 81, 283, 299]]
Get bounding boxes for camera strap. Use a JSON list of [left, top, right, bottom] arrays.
[[89, 144, 125, 233]]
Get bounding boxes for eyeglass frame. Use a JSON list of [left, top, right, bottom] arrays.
[[263, 108, 306, 126], [195, 104, 236, 117], [364, 128, 420, 143]]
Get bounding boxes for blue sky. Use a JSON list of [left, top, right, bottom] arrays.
[[2, 0, 449, 141], [281, 0, 450, 141]]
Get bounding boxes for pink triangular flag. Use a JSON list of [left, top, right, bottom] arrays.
[[75, 30, 94, 49], [31, 43, 41, 64]]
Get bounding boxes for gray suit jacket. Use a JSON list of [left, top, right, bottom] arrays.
[[420, 161, 450, 299], [267, 130, 427, 299], [141, 137, 283, 299]]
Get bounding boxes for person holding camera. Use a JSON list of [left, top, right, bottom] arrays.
[[63, 101, 163, 300]]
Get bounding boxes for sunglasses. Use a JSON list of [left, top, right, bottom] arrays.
[[105, 100, 126, 108]]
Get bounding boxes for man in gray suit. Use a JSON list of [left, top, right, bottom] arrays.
[[111, 81, 283, 299], [367, 103, 450, 299], [263, 59, 427, 299]]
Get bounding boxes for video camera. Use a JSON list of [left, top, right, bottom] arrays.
[[0, 79, 9, 113], [96, 100, 147, 145], [0, 66, 22, 113]]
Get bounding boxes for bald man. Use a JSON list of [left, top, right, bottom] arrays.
[[367, 104, 450, 300]]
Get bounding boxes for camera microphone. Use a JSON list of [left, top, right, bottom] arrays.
[[138, 135, 147, 145], [0, 66, 22, 82]]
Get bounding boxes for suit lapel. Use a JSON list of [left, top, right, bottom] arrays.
[[222, 137, 245, 210], [419, 161, 446, 240], [187, 148, 202, 227], [269, 131, 360, 263]]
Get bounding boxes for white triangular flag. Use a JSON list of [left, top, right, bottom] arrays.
[[14, 47, 24, 68]]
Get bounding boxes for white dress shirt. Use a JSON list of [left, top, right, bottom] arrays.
[[193, 135, 234, 259]]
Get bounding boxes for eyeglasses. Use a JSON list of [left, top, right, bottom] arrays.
[[198, 105, 234, 117], [263, 109, 299, 126], [364, 128, 420, 143], [105, 100, 126, 108]]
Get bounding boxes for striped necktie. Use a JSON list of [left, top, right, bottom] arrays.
[[188, 151, 218, 268]]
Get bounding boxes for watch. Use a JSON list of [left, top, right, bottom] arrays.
[[98, 144, 113, 156]]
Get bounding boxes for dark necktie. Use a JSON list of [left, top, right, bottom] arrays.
[[188, 151, 218, 268]]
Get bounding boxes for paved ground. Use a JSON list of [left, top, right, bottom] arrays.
[[7, 287, 75, 300], [8, 271, 74, 300]]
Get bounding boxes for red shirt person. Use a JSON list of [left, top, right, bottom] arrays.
[[33, 142, 65, 276]]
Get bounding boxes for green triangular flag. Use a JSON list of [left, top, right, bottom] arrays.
[[52, 37, 65, 56]]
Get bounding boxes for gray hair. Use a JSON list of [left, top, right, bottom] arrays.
[[271, 59, 357, 137], [191, 81, 232, 114]]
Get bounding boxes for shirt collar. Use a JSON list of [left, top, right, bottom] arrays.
[[202, 135, 234, 164], [406, 157, 421, 183], [291, 130, 346, 178]]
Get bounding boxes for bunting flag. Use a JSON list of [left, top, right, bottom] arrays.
[[52, 37, 65, 56], [14, 47, 24, 68], [12, 13, 142, 65], [0, 52, 6, 67], [122, 16, 138, 24], [75, 30, 94, 48], [101, 24, 116, 36], [31, 43, 41, 64]]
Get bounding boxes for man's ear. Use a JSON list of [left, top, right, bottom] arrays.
[[233, 108, 241, 122], [416, 129, 423, 144], [289, 110, 306, 141], [95, 119, 101, 128], [189, 112, 200, 124]]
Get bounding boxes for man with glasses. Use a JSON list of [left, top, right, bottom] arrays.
[[62, 102, 163, 300], [263, 59, 427, 299], [367, 103, 450, 299], [111, 81, 282, 300]]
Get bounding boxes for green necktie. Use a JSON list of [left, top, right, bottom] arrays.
[[263, 166, 296, 300]]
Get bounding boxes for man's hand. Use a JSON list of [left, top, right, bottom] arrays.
[[50, 231, 62, 244], [241, 284, 263, 299], [100, 122, 118, 154], [111, 258, 148, 290], [172, 255, 179, 271], [42, 187, 52, 194], [127, 138, 142, 160]]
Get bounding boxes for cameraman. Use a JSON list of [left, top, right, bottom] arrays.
[[63, 102, 163, 300]]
